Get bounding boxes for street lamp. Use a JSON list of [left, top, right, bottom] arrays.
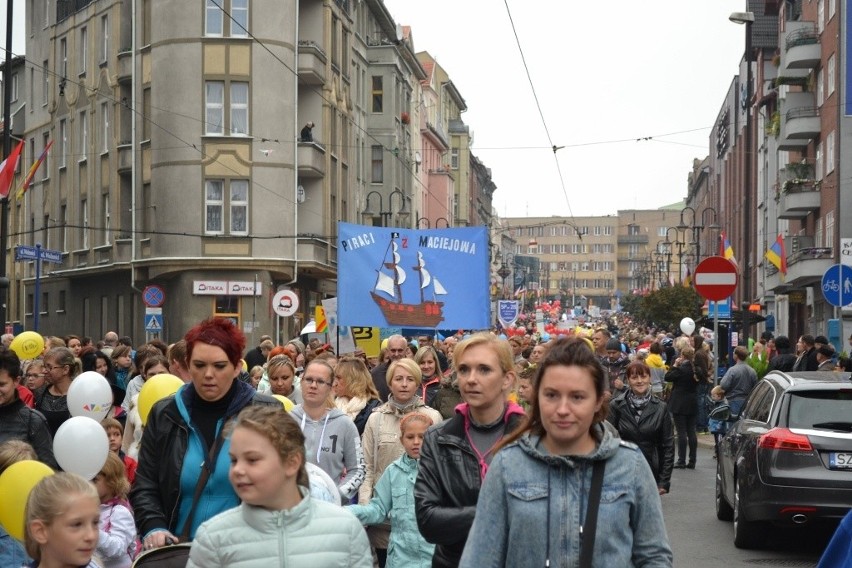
[[730, 10, 754, 346], [362, 189, 409, 227], [677, 205, 720, 263], [417, 217, 450, 229], [666, 227, 688, 284]]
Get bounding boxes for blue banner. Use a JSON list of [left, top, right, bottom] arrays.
[[337, 222, 490, 330]]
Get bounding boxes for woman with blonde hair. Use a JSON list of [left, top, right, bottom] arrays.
[[264, 354, 303, 404], [414, 346, 442, 407], [360, 358, 442, 565], [334, 356, 382, 436]]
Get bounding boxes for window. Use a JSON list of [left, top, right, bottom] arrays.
[[142, 0, 151, 45], [602, 226, 612, 236], [827, 131, 835, 174], [58, 290, 66, 312], [230, 180, 248, 234], [60, 204, 67, 250], [81, 198, 88, 248], [232, 0, 248, 37], [828, 54, 836, 96], [830, 0, 836, 19], [42, 60, 48, 106], [59, 119, 67, 168], [28, 68, 33, 111], [43, 214, 50, 248], [206, 180, 224, 233], [102, 194, 110, 244], [9, 73, 17, 101], [628, 244, 639, 256], [818, 0, 824, 33], [203, 179, 249, 235], [79, 110, 87, 161], [230, 82, 248, 135], [658, 226, 668, 237], [816, 141, 823, 181], [100, 15, 109, 63], [825, 210, 835, 252], [100, 101, 109, 152], [60, 37, 67, 78], [451, 147, 459, 169], [205, 0, 223, 36], [142, 88, 151, 139], [817, 68, 824, 106], [42, 133, 50, 179], [371, 145, 383, 182], [815, 216, 824, 248], [41, 292, 49, 315], [79, 27, 87, 75], [43, 0, 48, 27], [371, 76, 383, 113]]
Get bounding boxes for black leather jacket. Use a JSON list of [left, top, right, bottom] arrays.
[[129, 381, 276, 538], [607, 394, 674, 491], [0, 396, 59, 470], [414, 404, 525, 568]]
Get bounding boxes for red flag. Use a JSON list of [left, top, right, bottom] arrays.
[[0, 142, 24, 198]]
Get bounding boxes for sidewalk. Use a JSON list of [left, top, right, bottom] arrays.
[[697, 432, 715, 449]]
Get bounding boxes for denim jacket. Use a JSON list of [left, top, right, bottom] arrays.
[[459, 422, 673, 568]]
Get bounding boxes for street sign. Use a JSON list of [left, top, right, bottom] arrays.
[[272, 289, 299, 317], [144, 314, 163, 332], [694, 256, 738, 301], [143, 285, 165, 308], [821, 264, 852, 307], [14, 245, 63, 264]]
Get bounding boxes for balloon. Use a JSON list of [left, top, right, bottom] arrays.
[[241, 359, 248, 372], [9, 331, 45, 360], [67, 371, 113, 421], [138, 374, 183, 426], [541, 333, 551, 341], [272, 394, 295, 411], [53, 416, 109, 480], [0, 460, 54, 541], [680, 317, 696, 336]]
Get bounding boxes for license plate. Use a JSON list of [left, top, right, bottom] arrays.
[[829, 453, 852, 469]]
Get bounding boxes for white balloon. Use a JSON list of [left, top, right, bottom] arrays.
[[53, 416, 109, 480], [67, 371, 113, 421], [680, 317, 696, 336]]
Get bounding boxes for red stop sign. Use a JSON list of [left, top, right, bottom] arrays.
[[693, 256, 738, 301]]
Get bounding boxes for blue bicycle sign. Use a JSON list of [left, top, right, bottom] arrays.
[[821, 264, 852, 307]]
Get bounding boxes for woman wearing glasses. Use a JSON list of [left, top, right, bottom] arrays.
[[32, 346, 79, 437], [130, 318, 277, 551], [290, 359, 365, 502], [359, 358, 443, 565]]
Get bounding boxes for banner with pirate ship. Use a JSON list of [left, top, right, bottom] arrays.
[[337, 222, 490, 329]]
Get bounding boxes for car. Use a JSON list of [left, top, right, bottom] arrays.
[[715, 370, 852, 549]]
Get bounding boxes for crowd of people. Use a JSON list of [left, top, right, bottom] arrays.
[[0, 316, 850, 567]]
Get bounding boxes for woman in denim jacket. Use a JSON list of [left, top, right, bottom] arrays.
[[460, 337, 672, 568]]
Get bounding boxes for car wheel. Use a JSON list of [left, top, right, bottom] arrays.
[[733, 475, 764, 549], [715, 459, 733, 521]]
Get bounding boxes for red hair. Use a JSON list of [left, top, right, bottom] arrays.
[[184, 318, 246, 368]]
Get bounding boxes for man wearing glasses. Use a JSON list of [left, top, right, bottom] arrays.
[[370, 334, 407, 401]]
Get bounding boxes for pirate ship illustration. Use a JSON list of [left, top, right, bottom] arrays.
[[371, 235, 447, 327]]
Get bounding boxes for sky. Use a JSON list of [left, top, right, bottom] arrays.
[[2, 1, 748, 218], [385, 0, 748, 218]]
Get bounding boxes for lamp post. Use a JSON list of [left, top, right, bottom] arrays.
[[0, 0, 14, 328], [666, 227, 688, 284], [417, 217, 450, 229], [362, 189, 410, 227], [730, 10, 754, 347]]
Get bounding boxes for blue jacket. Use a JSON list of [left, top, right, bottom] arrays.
[[1, 523, 30, 566], [459, 422, 673, 568], [349, 454, 434, 568], [818, 507, 852, 568]]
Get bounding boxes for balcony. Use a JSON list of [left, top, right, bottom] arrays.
[[117, 50, 132, 84], [786, 244, 833, 289], [780, 91, 819, 139], [783, 22, 820, 70], [778, 182, 820, 219], [298, 41, 327, 85], [617, 234, 648, 245], [117, 143, 132, 174], [297, 141, 326, 178]]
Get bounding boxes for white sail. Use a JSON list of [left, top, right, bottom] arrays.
[[392, 243, 406, 285], [418, 252, 432, 289], [433, 277, 447, 295], [375, 270, 396, 297]]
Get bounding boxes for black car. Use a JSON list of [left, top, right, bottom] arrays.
[[715, 371, 852, 549]]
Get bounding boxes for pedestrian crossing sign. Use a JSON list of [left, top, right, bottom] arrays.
[[145, 314, 163, 332]]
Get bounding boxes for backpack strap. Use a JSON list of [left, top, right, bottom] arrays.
[[579, 460, 606, 568], [178, 425, 227, 541]]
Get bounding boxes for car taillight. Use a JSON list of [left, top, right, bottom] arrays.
[[758, 428, 813, 451]]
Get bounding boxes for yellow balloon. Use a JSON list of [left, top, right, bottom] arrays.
[[271, 394, 295, 411], [9, 331, 45, 360], [241, 359, 248, 372], [0, 460, 54, 541], [138, 374, 184, 426]]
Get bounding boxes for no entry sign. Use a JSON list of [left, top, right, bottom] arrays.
[[694, 256, 738, 301]]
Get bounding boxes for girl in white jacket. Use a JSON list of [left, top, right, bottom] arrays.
[[93, 452, 139, 568], [188, 405, 371, 567]]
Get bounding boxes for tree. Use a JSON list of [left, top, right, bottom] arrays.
[[635, 286, 703, 331], [620, 293, 644, 315]]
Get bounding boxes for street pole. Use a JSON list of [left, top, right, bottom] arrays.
[[0, 0, 14, 329], [742, 19, 753, 348]]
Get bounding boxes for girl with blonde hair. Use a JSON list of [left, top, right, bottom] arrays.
[[334, 356, 382, 436]]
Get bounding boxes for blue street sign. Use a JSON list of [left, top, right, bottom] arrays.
[[821, 264, 852, 307], [14, 245, 63, 264], [145, 314, 163, 332]]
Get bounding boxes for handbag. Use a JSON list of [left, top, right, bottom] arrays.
[[579, 460, 606, 568]]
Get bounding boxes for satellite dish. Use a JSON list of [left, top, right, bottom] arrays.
[[396, 23, 403, 41]]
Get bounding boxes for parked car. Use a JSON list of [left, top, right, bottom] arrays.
[[715, 371, 852, 549]]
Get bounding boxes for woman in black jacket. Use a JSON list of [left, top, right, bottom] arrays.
[[608, 360, 674, 494], [665, 345, 699, 469]]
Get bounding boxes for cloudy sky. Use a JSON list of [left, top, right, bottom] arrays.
[[3, 1, 748, 218], [386, 0, 748, 218]]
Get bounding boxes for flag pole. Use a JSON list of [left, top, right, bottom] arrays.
[[0, 0, 14, 329]]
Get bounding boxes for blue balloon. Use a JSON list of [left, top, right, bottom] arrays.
[[498, 334, 507, 340], [541, 333, 551, 341]]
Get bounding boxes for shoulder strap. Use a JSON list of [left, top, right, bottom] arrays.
[[179, 425, 228, 541], [579, 460, 606, 568]]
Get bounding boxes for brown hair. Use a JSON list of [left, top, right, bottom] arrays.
[[499, 337, 608, 451], [45, 347, 80, 379], [0, 440, 37, 475], [101, 416, 124, 435], [25, 473, 99, 561], [625, 360, 651, 379], [399, 411, 434, 433], [335, 357, 380, 400], [97, 452, 130, 501], [226, 405, 308, 487]]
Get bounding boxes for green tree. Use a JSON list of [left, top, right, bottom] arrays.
[[636, 286, 703, 331], [620, 293, 644, 315]]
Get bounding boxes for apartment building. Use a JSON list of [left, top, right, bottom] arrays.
[[8, 0, 494, 341]]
